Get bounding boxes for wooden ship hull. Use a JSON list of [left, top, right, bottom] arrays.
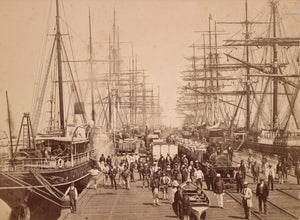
[[229, 132, 300, 162], [0, 142, 94, 219], [0, 162, 92, 219], [0, 0, 101, 218], [244, 141, 300, 163]]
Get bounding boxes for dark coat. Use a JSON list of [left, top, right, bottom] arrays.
[[209, 168, 217, 181], [174, 190, 181, 203], [99, 155, 105, 162], [151, 177, 160, 188], [235, 172, 244, 184], [276, 163, 283, 172], [106, 157, 112, 165], [108, 167, 117, 178], [295, 164, 300, 176], [240, 164, 246, 173], [256, 183, 269, 199], [214, 179, 224, 194], [181, 194, 191, 215]]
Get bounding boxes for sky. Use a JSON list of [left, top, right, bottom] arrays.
[[0, 0, 299, 136]]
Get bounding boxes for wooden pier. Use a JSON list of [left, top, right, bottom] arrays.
[[58, 173, 251, 220], [59, 174, 177, 220], [57, 150, 300, 220]]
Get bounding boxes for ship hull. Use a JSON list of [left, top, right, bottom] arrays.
[[232, 139, 300, 163], [0, 161, 93, 219]]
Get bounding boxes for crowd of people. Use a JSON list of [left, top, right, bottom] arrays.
[[62, 147, 299, 219], [85, 152, 227, 220], [246, 152, 299, 188]]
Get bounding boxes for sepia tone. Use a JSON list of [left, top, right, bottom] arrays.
[[0, 0, 299, 219]]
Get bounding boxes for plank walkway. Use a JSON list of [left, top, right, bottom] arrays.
[[59, 171, 251, 220], [205, 190, 249, 220], [59, 173, 177, 220], [58, 150, 300, 220]]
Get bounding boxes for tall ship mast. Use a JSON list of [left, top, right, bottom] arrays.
[[0, 1, 96, 219], [220, 0, 300, 160], [93, 10, 162, 138], [177, 0, 300, 162], [177, 15, 245, 139]]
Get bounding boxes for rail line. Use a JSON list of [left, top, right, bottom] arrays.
[[226, 189, 299, 220], [276, 188, 300, 201], [248, 176, 300, 219], [231, 159, 300, 219], [262, 193, 299, 219], [225, 190, 263, 220]]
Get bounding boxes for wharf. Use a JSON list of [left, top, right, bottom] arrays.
[[58, 152, 300, 220], [59, 174, 177, 220], [58, 173, 248, 220]]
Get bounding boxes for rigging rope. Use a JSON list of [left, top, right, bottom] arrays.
[[61, 40, 87, 125], [61, 0, 85, 109], [31, 0, 53, 115]]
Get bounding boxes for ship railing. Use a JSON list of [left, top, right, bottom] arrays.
[[261, 131, 300, 140], [0, 151, 92, 171], [286, 131, 300, 139], [261, 131, 276, 139], [72, 151, 91, 166]]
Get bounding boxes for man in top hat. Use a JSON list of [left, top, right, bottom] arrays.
[[214, 173, 224, 209], [256, 177, 269, 214], [241, 181, 252, 220]]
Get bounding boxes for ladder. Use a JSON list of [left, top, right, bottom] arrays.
[[15, 113, 36, 153]]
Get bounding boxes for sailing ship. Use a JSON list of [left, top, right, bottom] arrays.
[[221, 0, 300, 161], [177, 0, 300, 161], [177, 14, 241, 143], [90, 10, 162, 149], [0, 1, 95, 219]]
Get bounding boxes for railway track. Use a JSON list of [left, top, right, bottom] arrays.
[[225, 190, 263, 220], [264, 189, 300, 219], [276, 188, 300, 201], [226, 189, 299, 220], [231, 159, 300, 219]]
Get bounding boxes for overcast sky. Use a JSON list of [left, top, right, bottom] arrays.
[[0, 0, 299, 135]]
